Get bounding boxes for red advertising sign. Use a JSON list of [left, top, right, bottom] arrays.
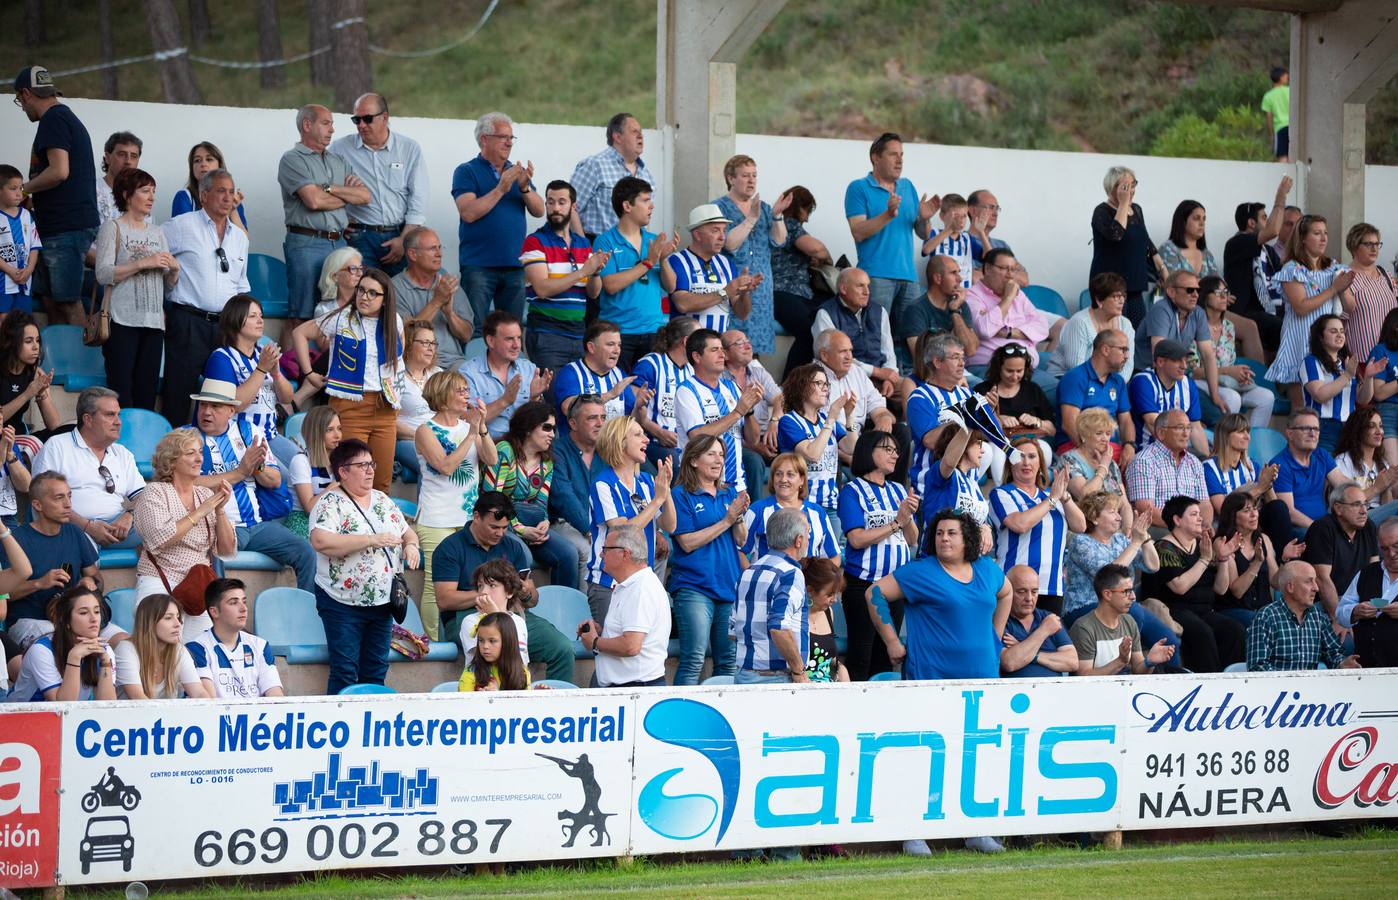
[[1, 711, 62, 888]]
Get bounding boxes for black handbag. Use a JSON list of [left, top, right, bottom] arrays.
[[342, 491, 412, 624]]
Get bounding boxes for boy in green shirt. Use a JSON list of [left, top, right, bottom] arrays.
[[1261, 66, 1290, 162]]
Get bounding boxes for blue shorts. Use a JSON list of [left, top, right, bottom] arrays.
[[33, 226, 97, 304], [0, 291, 33, 313], [1381, 402, 1398, 437], [1275, 126, 1290, 159]]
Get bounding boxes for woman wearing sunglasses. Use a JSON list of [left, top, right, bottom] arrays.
[[486, 401, 579, 591], [973, 342, 1056, 482]]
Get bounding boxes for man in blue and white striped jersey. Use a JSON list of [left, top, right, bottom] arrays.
[[731, 507, 810, 685], [662, 203, 759, 335]]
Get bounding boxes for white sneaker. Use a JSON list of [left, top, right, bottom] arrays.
[[964, 835, 1005, 854], [902, 838, 932, 856]]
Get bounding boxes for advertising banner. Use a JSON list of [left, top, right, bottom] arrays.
[[53, 693, 634, 884], [0, 710, 62, 888], [1119, 673, 1398, 828], [628, 679, 1125, 853]]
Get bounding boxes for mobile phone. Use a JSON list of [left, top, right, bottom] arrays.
[[578, 621, 591, 634], [518, 568, 532, 581], [1373, 595, 1392, 609]]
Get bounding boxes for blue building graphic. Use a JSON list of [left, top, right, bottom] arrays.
[[274, 753, 438, 818]]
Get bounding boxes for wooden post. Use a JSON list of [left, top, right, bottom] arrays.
[[1102, 830, 1123, 850]]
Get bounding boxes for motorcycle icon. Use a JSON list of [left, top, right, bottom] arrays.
[[81, 766, 141, 813]]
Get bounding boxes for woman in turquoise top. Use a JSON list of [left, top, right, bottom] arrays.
[[715, 154, 791, 355]]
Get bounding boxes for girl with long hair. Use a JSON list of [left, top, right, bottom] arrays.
[[114, 593, 208, 699], [458, 612, 529, 692]]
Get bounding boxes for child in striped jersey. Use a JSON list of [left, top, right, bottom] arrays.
[[919, 194, 982, 289]]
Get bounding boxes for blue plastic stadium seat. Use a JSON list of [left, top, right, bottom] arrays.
[[248, 254, 291, 318], [831, 602, 848, 655], [1238, 357, 1289, 416], [270, 435, 300, 471], [1022, 284, 1068, 319], [870, 671, 901, 682], [227, 550, 284, 571], [392, 497, 418, 521], [701, 674, 735, 686], [283, 411, 306, 445], [431, 681, 459, 693], [1078, 288, 1092, 311], [106, 588, 137, 633], [535, 679, 579, 690], [117, 408, 173, 479], [340, 683, 395, 695], [391, 601, 458, 663], [42, 324, 106, 390], [534, 585, 594, 659], [98, 548, 139, 570], [1224, 662, 1248, 673], [1247, 427, 1288, 469], [253, 586, 329, 664]]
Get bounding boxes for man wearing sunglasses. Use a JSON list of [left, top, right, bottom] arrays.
[[331, 93, 426, 277], [162, 167, 250, 426], [1136, 269, 1225, 418], [279, 103, 371, 325]]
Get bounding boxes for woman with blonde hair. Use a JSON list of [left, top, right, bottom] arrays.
[[742, 452, 840, 561], [114, 593, 208, 699], [586, 415, 675, 623], [132, 430, 236, 628], [415, 369, 495, 640], [669, 433, 748, 685], [1061, 406, 1130, 526], [287, 406, 342, 537]]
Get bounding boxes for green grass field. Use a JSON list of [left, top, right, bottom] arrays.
[[64, 830, 1398, 899]]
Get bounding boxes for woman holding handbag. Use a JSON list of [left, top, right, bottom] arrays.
[[309, 438, 421, 694], [93, 167, 178, 412], [132, 430, 236, 633]]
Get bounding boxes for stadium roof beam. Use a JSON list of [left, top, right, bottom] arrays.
[[657, 0, 1396, 245]]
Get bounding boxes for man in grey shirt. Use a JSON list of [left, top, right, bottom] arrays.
[[391, 227, 474, 371], [277, 103, 371, 323], [330, 92, 428, 277], [1135, 268, 1223, 413]]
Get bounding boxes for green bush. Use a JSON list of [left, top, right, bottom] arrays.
[[1150, 106, 1272, 161]]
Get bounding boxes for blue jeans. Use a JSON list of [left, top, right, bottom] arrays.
[[461, 265, 525, 333], [35, 227, 98, 303], [1319, 418, 1342, 454], [742, 448, 769, 500], [284, 232, 346, 319], [735, 669, 793, 685], [516, 500, 581, 591], [1218, 608, 1257, 631], [526, 329, 584, 371], [673, 588, 736, 686], [316, 585, 392, 695], [866, 276, 921, 335], [346, 227, 406, 278], [395, 438, 420, 484], [238, 518, 317, 593], [1064, 602, 1180, 656]]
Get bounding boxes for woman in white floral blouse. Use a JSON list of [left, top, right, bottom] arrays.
[[309, 438, 421, 695]]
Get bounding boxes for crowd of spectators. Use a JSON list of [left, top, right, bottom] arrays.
[[4, 67, 1395, 834]]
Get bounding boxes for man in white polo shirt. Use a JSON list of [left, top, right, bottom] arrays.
[[32, 386, 145, 548], [187, 578, 284, 699], [577, 525, 670, 687]]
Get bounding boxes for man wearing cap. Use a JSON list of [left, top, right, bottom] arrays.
[[330, 92, 427, 277], [661, 204, 759, 337], [12, 65, 99, 325], [1128, 339, 1207, 456], [188, 379, 316, 593], [278, 104, 371, 326]]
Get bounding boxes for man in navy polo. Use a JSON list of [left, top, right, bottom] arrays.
[[1270, 408, 1345, 540], [1127, 339, 1206, 455], [451, 112, 544, 332], [844, 132, 940, 331], [1058, 328, 1135, 464], [1000, 566, 1077, 678]]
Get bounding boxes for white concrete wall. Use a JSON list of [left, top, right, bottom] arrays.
[[5, 98, 1395, 311]]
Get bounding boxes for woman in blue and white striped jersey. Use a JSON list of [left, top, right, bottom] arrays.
[[837, 431, 919, 681], [1303, 313, 1375, 453], [989, 437, 1086, 616], [777, 363, 855, 515], [743, 452, 840, 562]]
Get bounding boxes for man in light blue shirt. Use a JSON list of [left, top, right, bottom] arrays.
[[843, 132, 939, 331], [461, 311, 546, 439], [331, 92, 428, 277]]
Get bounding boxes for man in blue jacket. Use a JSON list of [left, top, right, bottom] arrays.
[[549, 394, 608, 590]]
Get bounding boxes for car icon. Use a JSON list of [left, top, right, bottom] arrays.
[[79, 815, 134, 875]]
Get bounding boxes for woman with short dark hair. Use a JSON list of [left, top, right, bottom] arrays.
[[203, 294, 295, 441], [1045, 271, 1136, 378], [95, 167, 179, 411], [486, 400, 579, 590], [308, 438, 421, 694]]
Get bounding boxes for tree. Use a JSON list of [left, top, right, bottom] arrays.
[[330, 0, 371, 112], [100, 0, 118, 99], [144, 0, 203, 104], [307, 0, 333, 86], [188, 0, 212, 47], [256, 0, 286, 90]]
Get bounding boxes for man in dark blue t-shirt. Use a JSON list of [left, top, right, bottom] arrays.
[[13, 66, 99, 325], [0, 471, 101, 645], [999, 566, 1077, 678]]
